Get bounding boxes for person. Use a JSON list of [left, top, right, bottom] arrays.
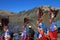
[[37, 18, 47, 40], [48, 19, 58, 40], [3, 25, 13, 40], [21, 24, 29, 40], [38, 18, 47, 34], [21, 24, 26, 40], [28, 26, 35, 40], [38, 28, 47, 40]]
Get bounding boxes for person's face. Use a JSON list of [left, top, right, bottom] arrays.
[[22, 25, 25, 29], [22, 25, 26, 29], [3, 28, 6, 32], [23, 23, 27, 28], [3, 26, 8, 32], [40, 29, 44, 35]]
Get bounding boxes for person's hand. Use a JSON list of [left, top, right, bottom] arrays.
[[54, 25, 57, 31]]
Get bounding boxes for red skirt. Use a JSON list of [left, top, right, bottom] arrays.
[[22, 37, 24, 40], [49, 31, 57, 40], [1, 36, 5, 40], [38, 34, 47, 40], [22, 35, 29, 40], [53, 31, 58, 39], [25, 35, 30, 40]]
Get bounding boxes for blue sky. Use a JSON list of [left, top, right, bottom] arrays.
[[0, 0, 60, 12]]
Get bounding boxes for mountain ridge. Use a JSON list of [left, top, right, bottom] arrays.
[[0, 6, 60, 31]]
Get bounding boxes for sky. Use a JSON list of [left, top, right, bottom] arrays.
[[0, 0, 60, 12]]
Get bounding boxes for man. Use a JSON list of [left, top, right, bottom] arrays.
[[48, 19, 58, 40], [3, 25, 13, 40]]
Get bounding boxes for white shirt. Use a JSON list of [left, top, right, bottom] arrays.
[[4, 29, 10, 40], [38, 34, 42, 38]]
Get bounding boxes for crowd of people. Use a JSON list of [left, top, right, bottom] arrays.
[[0, 7, 59, 40], [21, 7, 58, 40]]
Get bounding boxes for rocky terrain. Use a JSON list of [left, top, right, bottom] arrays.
[[0, 6, 60, 32]]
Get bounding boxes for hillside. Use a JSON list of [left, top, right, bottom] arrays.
[[0, 6, 60, 32]]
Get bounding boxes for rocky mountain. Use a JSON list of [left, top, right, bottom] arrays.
[[0, 6, 60, 32]]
